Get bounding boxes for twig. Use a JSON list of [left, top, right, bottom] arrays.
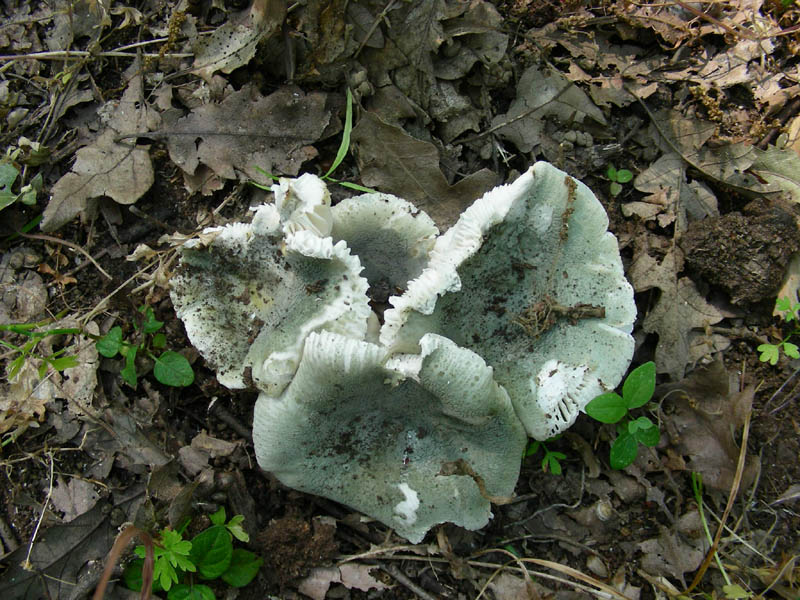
[[380, 563, 439, 600], [19, 232, 112, 280], [23, 451, 55, 571], [92, 525, 154, 600], [0, 50, 192, 61]]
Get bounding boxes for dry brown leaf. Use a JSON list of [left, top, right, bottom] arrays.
[[0, 359, 51, 436], [644, 110, 773, 196], [490, 64, 606, 154], [351, 111, 496, 228], [631, 153, 719, 232], [488, 571, 544, 600], [657, 361, 760, 492], [165, 84, 329, 182], [192, 0, 285, 81]]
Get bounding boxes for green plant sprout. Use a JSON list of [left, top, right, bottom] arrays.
[[524, 435, 566, 475], [757, 297, 800, 365], [95, 305, 194, 388], [251, 88, 376, 194], [124, 507, 262, 599], [585, 361, 660, 469], [0, 316, 81, 383], [692, 473, 752, 599], [0, 156, 43, 210], [606, 165, 633, 197]]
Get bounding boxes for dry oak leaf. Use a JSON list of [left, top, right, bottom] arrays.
[[165, 84, 330, 182], [628, 243, 723, 379], [351, 110, 496, 228]]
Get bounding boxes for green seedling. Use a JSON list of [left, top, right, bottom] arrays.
[[1, 316, 81, 383], [124, 507, 262, 599], [251, 88, 376, 194], [524, 435, 566, 475], [1, 152, 43, 211], [606, 165, 633, 197], [585, 361, 660, 469], [757, 297, 800, 365], [95, 305, 194, 388]]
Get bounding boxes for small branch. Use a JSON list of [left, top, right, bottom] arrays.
[[19, 232, 112, 280]]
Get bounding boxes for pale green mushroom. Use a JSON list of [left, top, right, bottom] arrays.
[[331, 193, 438, 300], [381, 162, 636, 440], [170, 203, 371, 396], [252, 330, 527, 543], [170, 164, 637, 542]]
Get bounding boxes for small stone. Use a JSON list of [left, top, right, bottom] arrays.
[[587, 555, 609, 578]]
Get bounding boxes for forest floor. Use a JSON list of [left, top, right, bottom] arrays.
[[1, 0, 800, 599]]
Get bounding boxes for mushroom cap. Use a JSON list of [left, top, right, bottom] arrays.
[[331, 193, 438, 294], [381, 162, 636, 440], [253, 330, 526, 543], [170, 205, 370, 396]]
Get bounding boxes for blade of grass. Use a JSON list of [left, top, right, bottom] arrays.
[[322, 88, 353, 179]]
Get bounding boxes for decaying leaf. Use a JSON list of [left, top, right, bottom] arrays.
[[351, 111, 496, 228], [0, 486, 145, 598], [628, 241, 724, 379], [644, 109, 774, 197], [750, 145, 800, 205], [193, 0, 285, 81], [491, 64, 606, 154], [45, 0, 109, 51], [51, 475, 100, 522], [631, 153, 719, 231], [658, 361, 760, 492], [165, 84, 330, 183], [0, 360, 52, 439], [638, 526, 707, 587], [179, 431, 240, 476], [42, 65, 155, 231], [297, 564, 392, 600]]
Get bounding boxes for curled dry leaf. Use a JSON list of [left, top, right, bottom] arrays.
[[42, 65, 155, 231], [298, 564, 392, 600]]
